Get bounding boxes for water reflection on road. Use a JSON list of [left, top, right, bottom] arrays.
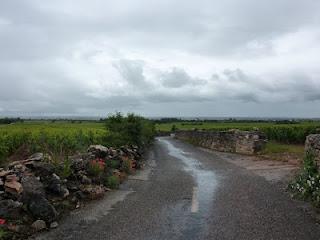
[[158, 138, 218, 214]]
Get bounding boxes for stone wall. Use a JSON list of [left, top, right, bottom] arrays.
[[175, 130, 267, 154], [305, 134, 320, 164]]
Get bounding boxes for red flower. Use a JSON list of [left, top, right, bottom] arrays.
[[0, 218, 6, 225], [90, 159, 105, 170]]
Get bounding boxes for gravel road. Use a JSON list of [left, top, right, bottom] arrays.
[[32, 137, 320, 240]]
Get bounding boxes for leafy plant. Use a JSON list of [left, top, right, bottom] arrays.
[[57, 157, 73, 179], [288, 151, 320, 207], [105, 175, 120, 189], [104, 112, 155, 148]]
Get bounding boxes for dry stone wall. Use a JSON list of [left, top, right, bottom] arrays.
[[305, 134, 320, 164], [175, 130, 267, 155]]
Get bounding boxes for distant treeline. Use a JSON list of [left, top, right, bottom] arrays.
[[153, 118, 304, 125], [0, 118, 24, 124]]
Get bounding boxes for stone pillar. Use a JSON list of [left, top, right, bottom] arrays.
[[305, 134, 320, 164]]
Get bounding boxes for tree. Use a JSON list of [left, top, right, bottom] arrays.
[[104, 112, 155, 148]]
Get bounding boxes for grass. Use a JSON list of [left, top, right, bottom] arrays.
[[258, 141, 305, 163], [156, 121, 320, 132], [262, 141, 305, 155]]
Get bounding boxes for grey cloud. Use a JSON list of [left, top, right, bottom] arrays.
[[0, 0, 320, 117], [160, 68, 193, 88], [113, 59, 147, 87]]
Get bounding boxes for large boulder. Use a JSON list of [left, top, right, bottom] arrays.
[[88, 145, 109, 158], [24, 193, 57, 223], [28, 162, 55, 177], [21, 175, 45, 196], [21, 176, 57, 223]]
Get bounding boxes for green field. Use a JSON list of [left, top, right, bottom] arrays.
[[156, 121, 320, 144], [1, 119, 319, 165], [0, 121, 106, 163]]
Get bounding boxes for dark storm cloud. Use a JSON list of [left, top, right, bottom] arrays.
[[0, 0, 320, 117]]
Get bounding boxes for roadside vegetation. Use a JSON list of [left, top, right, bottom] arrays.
[[288, 151, 320, 207], [0, 114, 155, 166], [104, 112, 155, 148], [0, 121, 106, 165], [259, 141, 305, 162]]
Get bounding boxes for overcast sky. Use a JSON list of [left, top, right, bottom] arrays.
[[0, 0, 320, 118]]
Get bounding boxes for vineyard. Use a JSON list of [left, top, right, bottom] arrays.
[[0, 114, 156, 166], [0, 121, 106, 164], [156, 121, 320, 144]]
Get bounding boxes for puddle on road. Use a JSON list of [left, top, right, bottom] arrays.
[[158, 138, 218, 214]]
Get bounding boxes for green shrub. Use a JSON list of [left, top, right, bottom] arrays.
[[105, 176, 120, 189], [104, 112, 155, 148], [288, 151, 320, 207]]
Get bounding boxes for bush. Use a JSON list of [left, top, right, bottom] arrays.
[[104, 112, 155, 148], [288, 151, 320, 207], [105, 176, 120, 189]]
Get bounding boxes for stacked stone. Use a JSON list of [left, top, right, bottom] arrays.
[[0, 145, 142, 238], [305, 134, 320, 165], [175, 129, 267, 154]]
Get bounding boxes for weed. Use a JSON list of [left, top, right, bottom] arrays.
[[105, 175, 120, 189]]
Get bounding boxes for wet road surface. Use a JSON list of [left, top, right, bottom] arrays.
[[33, 137, 320, 240]]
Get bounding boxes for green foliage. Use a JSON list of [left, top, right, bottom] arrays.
[[109, 160, 120, 169], [156, 121, 320, 144], [0, 228, 7, 239], [104, 112, 155, 148], [105, 175, 120, 189], [171, 124, 178, 132], [288, 151, 320, 207], [57, 157, 72, 179], [0, 121, 105, 166], [261, 141, 305, 155]]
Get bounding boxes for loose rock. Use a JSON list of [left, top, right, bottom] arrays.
[[50, 221, 59, 229], [31, 220, 47, 231], [27, 153, 44, 162], [88, 145, 109, 158], [24, 193, 57, 223]]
